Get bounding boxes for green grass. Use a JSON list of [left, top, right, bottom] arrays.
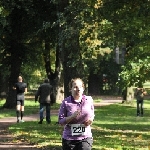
[[2, 99, 150, 149], [94, 98, 102, 103], [0, 99, 60, 118], [93, 101, 150, 150]]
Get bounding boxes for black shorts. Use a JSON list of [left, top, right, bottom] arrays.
[[16, 100, 24, 106], [62, 137, 93, 150]]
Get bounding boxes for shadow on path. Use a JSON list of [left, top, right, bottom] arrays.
[[0, 111, 59, 150]]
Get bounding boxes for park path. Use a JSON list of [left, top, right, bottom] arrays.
[[0, 97, 122, 150]]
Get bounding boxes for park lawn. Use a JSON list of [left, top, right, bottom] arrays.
[[8, 100, 150, 150], [0, 99, 60, 118]]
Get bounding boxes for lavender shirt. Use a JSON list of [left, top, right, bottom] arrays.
[[58, 95, 95, 140]]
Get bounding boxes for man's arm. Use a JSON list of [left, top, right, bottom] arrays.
[[12, 84, 16, 90], [25, 88, 27, 93], [35, 87, 40, 102], [13, 87, 16, 90], [134, 88, 138, 96], [143, 89, 147, 95]]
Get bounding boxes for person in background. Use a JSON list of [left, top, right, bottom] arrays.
[[13, 76, 27, 123], [135, 86, 147, 117], [58, 78, 95, 150], [35, 78, 54, 124], [121, 88, 127, 104]]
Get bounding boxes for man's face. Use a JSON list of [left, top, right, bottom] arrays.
[[71, 79, 84, 97]]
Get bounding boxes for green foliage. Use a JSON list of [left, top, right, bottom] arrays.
[[119, 54, 150, 87], [0, 0, 58, 93], [1, 0, 150, 97], [7, 100, 150, 150], [58, 0, 113, 78], [100, 0, 150, 87]]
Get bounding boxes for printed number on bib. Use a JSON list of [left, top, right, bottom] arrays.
[[71, 124, 86, 136]]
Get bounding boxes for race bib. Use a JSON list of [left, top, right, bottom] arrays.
[[71, 124, 87, 136]]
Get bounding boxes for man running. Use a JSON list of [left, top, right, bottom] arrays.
[[13, 76, 27, 123]]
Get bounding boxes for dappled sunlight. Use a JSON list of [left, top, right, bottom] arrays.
[[92, 125, 150, 150], [9, 120, 62, 148], [92, 101, 150, 149], [6, 100, 150, 150]]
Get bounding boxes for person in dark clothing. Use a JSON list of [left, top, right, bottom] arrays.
[[35, 78, 54, 124], [135, 87, 147, 117], [121, 88, 127, 103], [13, 76, 27, 123]]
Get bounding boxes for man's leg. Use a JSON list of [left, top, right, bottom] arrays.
[[137, 101, 140, 116], [20, 100, 24, 122], [16, 101, 21, 122], [46, 104, 51, 124], [141, 101, 144, 116], [39, 103, 44, 124]]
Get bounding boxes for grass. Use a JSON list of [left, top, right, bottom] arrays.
[[0, 99, 60, 118], [94, 98, 102, 103], [93, 101, 150, 150], [1, 99, 150, 149]]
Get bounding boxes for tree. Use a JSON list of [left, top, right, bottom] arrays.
[[2, 2, 30, 108], [97, 0, 150, 88], [57, 0, 114, 96], [0, 0, 59, 107]]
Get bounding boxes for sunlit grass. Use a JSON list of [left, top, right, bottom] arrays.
[[0, 99, 60, 118], [9, 116, 62, 149], [0, 99, 39, 118], [8, 99, 150, 150], [94, 98, 102, 103], [92, 100, 150, 150]]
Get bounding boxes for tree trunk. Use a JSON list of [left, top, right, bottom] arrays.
[[88, 73, 101, 95], [3, 45, 22, 108], [0, 72, 8, 99], [58, 0, 85, 98], [55, 44, 64, 103], [3, 6, 24, 108], [43, 38, 64, 103], [43, 39, 56, 102], [58, 0, 69, 98], [62, 30, 82, 97]]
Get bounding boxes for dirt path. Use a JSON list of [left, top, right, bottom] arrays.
[[0, 110, 59, 150], [0, 99, 122, 150]]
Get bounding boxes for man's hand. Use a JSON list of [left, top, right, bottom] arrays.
[[12, 87, 16, 90]]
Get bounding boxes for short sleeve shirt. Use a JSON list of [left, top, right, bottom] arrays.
[[14, 82, 27, 100]]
